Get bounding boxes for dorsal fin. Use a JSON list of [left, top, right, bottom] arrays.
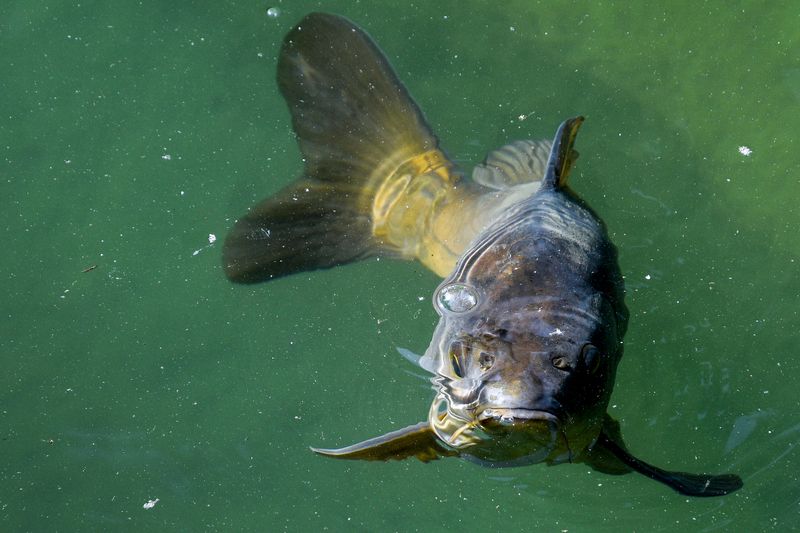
[[541, 116, 584, 190], [472, 139, 553, 190]]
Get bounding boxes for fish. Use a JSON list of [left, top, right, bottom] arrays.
[[222, 13, 743, 497]]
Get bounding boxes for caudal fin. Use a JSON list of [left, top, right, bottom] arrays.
[[223, 13, 444, 283]]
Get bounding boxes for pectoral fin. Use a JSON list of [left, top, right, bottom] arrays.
[[591, 415, 743, 497], [311, 421, 456, 463], [580, 415, 633, 475]]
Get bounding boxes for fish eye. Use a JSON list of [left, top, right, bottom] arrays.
[[552, 356, 571, 371], [436, 283, 479, 314], [581, 344, 601, 374], [478, 352, 495, 371]]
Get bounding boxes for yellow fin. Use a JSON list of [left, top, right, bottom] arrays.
[[311, 421, 457, 463]]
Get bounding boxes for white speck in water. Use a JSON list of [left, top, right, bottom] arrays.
[[161, 154, 172, 161], [266, 7, 281, 18], [143, 498, 159, 510], [193, 234, 217, 256], [645, 274, 651, 280], [516, 111, 535, 122], [738, 146, 752, 156]]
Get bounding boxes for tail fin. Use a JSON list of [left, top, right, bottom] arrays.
[[223, 13, 443, 283]]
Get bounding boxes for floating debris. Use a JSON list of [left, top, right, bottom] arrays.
[[192, 233, 218, 256], [516, 111, 535, 122], [143, 498, 159, 510], [738, 146, 752, 157]]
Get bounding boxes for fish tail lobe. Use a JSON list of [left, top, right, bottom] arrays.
[[224, 13, 456, 283]]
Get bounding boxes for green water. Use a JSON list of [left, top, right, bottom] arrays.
[[2, 1, 798, 531]]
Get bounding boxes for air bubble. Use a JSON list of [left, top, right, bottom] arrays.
[[437, 283, 478, 314]]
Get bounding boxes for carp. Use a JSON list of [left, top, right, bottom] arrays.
[[223, 13, 742, 497]]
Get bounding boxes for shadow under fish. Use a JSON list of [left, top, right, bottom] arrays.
[[222, 13, 742, 497]]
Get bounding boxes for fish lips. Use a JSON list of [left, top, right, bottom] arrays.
[[451, 408, 566, 466], [478, 407, 561, 427]]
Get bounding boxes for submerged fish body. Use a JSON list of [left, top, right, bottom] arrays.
[[223, 13, 742, 497]]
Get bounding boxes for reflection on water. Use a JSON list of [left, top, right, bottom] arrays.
[[724, 410, 773, 454]]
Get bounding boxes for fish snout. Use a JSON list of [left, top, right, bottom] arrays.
[[477, 371, 555, 412]]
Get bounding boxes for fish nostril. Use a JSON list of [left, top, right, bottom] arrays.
[[478, 352, 495, 371]]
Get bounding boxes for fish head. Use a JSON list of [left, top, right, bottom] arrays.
[[419, 276, 624, 466]]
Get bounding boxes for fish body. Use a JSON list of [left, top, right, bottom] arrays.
[[223, 13, 742, 497], [419, 122, 628, 467]]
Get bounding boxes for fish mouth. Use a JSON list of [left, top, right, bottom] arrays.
[[438, 407, 567, 465], [429, 394, 566, 456], [478, 408, 561, 427]]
